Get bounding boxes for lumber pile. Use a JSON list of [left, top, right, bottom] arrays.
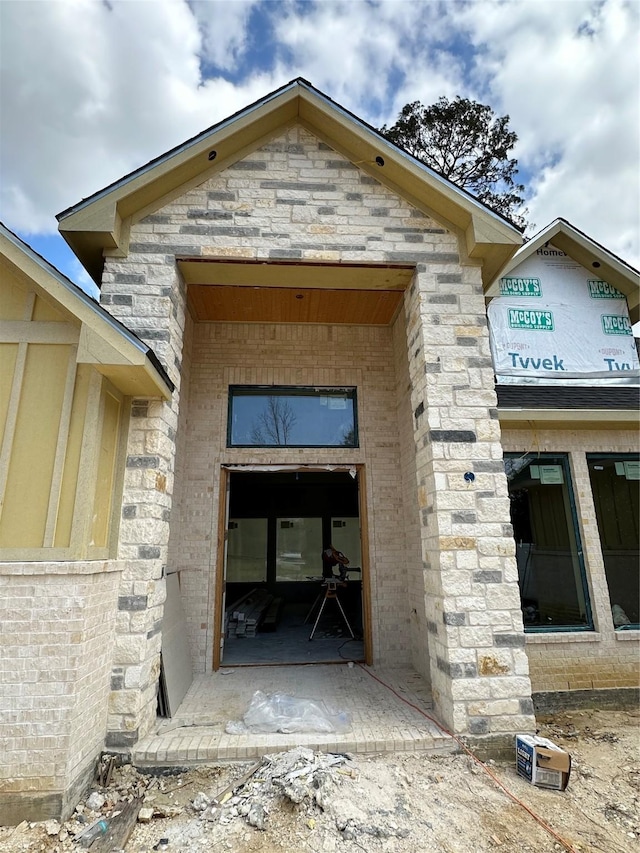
[[261, 597, 283, 632], [225, 588, 274, 638]]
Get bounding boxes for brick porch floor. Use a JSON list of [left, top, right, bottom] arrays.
[[132, 663, 455, 765]]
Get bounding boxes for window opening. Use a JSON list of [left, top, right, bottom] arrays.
[[276, 517, 323, 582], [226, 518, 268, 583], [504, 453, 592, 631], [228, 386, 358, 447]]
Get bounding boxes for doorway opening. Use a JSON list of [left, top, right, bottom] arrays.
[[218, 469, 367, 666]]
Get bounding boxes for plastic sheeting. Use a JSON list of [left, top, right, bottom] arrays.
[[488, 243, 639, 380], [225, 691, 352, 734]]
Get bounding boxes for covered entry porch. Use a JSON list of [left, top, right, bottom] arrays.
[[169, 256, 427, 681]]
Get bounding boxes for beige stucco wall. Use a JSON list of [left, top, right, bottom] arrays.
[[501, 427, 640, 692], [0, 561, 121, 823]]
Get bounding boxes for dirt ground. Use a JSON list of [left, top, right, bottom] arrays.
[[2, 707, 638, 853]]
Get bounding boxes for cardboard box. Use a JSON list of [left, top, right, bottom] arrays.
[[516, 734, 571, 790]]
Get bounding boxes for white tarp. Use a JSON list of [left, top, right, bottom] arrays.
[[488, 242, 639, 379]]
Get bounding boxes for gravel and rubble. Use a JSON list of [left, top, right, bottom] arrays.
[[1, 708, 638, 853]]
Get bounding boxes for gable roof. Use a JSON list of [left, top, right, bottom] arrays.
[[487, 218, 640, 323], [0, 223, 173, 398], [57, 78, 522, 288]]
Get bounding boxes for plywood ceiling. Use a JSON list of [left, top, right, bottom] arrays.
[[187, 284, 403, 325], [181, 258, 412, 324]]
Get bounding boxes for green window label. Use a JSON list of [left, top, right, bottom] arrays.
[[500, 277, 542, 297], [588, 280, 624, 299], [508, 308, 554, 331], [601, 314, 632, 335]]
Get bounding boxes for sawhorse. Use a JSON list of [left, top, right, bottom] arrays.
[[307, 578, 355, 641]]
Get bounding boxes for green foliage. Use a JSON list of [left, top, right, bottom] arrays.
[[380, 97, 528, 229]]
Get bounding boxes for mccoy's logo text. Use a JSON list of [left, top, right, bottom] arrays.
[[588, 280, 624, 299], [508, 309, 554, 331], [500, 277, 542, 297], [601, 315, 632, 336]]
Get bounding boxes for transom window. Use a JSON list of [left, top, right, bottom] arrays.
[[228, 387, 358, 448]]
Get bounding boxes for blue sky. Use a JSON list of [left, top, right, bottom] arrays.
[[1, 0, 638, 301]]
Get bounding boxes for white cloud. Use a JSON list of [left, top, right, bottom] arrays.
[[0, 0, 282, 234], [446, 0, 640, 265], [1, 0, 638, 273], [267, 1, 466, 121], [191, 0, 261, 70]]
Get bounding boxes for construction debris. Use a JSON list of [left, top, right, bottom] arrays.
[[89, 800, 141, 853], [190, 748, 351, 831], [85, 792, 106, 812], [1, 709, 638, 853]]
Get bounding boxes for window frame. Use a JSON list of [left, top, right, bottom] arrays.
[[586, 452, 640, 630], [227, 385, 359, 449], [504, 451, 594, 633]]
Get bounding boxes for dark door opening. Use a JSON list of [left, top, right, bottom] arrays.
[[221, 471, 365, 665]]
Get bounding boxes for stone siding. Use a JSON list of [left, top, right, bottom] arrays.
[[392, 284, 429, 680], [399, 259, 534, 737]]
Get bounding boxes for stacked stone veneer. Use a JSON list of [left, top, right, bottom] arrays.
[[398, 255, 535, 736], [100, 124, 534, 743], [0, 562, 121, 823], [502, 427, 640, 693]]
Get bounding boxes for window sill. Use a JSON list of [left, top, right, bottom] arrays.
[[615, 630, 640, 642], [525, 631, 600, 644]]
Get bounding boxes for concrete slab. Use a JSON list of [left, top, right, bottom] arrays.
[[133, 663, 456, 766]]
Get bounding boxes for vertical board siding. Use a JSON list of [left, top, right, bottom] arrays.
[[54, 364, 92, 548], [69, 371, 103, 555], [1, 278, 29, 320], [44, 347, 78, 546], [0, 343, 19, 445], [0, 343, 27, 515], [0, 344, 71, 546], [31, 294, 67, 323], [91, 388, 121, 549]]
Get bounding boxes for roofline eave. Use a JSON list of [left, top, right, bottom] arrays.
[[57, 80, 522, 288], [498, 407, 639, 428], [0, 223, 173, 398], [487, 218, 640, 322]]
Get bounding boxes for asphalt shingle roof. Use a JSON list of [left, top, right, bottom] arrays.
[[496, 384, 639, 410]]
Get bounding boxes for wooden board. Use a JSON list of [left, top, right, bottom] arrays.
[[188, 285, 402, 325], [89, 799, 141, 852], [159, 573, 193, 718]]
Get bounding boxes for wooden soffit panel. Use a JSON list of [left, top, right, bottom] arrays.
[[181, 258, 411, 324], [188, 284, 402, 324]]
